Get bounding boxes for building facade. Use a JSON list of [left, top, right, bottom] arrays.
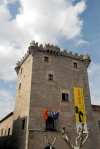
[[0, 40, 100, 149]]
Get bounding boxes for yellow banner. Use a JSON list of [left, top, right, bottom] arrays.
[[73, 87, 86, 123]]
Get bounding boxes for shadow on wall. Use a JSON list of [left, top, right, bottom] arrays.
[[0, 135, 12, 149], [0, 116, 27, 149]]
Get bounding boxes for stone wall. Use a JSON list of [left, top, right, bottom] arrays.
[[92, 105, 100, 148], [12, 54, 33, 149], [0, 112, 13, 149], [27, 44, 98, 148]]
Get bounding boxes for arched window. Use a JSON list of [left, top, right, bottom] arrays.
[[44, 146, 55, 149], [46, 116, 54, 131], [47, 50, 49, 53]]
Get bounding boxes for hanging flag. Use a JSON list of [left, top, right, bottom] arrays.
[[50, 109, 60, 120], [44, 108, 50, 120], [58, 109, 60, 113]]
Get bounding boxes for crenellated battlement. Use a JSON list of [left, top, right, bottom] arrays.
[[44, 43, 60, 53], [30, 40, 38, 47], [20, 51, 30, 65], [16, 51, 30, 67], [60, 50, 84, 60], [15, 40, 91, 74], [15, 51, 30, 75]]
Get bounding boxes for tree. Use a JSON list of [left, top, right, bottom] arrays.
[[44, 134, 57, 149], [61, 123, 89, 149]]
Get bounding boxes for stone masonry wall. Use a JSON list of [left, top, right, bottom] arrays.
[[12, 54, 33, 149], [92, 106, 100, 148], [28, 49, 98, 149]]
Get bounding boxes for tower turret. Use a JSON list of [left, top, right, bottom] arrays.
[[83, 53, 91, 68]]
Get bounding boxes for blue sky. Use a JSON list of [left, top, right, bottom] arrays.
[[0, 0, 100, 120]]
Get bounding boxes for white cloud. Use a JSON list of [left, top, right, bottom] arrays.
[[89, 82, 93, 87], [90, 84, 100, 105], [88, 62, 100, 76], [9, 84, 13, 88], [0, 0, 86, 81], [91, 95, 100, 106], [88, 62, 100, 105], [0, 0, 17, 5], [0, 43, 23, 81], [76, 39, 89, 47], [0, 90, 15, 120]]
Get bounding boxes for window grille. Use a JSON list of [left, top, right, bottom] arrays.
[[46, 116, 54, 131]]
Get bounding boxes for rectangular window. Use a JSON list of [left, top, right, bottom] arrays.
[[21, 67, 23, 73], [48, 74, 53, 80], [73, 63, 77, 68], [44, 57, 49, 62], [98, 122, 100, 129], [8, 128, 10, 136], [22, 119, 25, 129], [1, 129, 3, 136], [19, 83, 21, 90], [62, 93, 68, 101]]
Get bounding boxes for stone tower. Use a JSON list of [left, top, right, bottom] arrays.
[[12, 40, 98, 149]]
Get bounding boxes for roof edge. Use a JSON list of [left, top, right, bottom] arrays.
[[92, 105, 100, 109], [0, 112, 14, 123]]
